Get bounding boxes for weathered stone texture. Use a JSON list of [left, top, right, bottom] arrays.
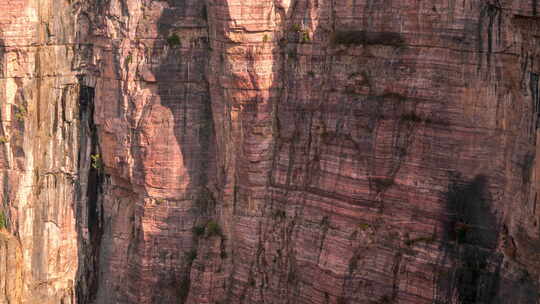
[[0, 0, 81, 303], [0, 230, 23, 303], [3, 0, 540, 304]]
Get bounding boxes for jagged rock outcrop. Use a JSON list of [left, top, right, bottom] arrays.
[[3, 0, 540, 303]]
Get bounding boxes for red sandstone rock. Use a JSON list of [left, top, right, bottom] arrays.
[[2, 0, 540, 303]]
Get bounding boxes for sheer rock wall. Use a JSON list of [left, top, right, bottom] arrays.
[[0, 0, 81, 303], [2, 0, 540, 303]]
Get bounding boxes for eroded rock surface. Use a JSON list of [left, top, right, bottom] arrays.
[[2, 0, 540, 303], [1, 0, 81, 303]]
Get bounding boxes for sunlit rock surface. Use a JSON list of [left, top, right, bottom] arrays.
[[2, 0, 540, 303]]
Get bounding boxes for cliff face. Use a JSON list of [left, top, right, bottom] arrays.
[[2, 0, 540, 303], [0, 0, 81, 302]]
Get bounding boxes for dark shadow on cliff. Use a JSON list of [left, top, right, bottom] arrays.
[[435, 173, 539, 304], [126, 1, 216, 303], [73, 2, 217, 303], [436, 174, 500, 304], [75, 83, 104, 304]]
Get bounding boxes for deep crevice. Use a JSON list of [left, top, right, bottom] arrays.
[[76, 85, 104, 304], [437, 174, 501, 304]]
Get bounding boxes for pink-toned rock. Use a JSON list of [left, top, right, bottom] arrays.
[[140, 65, 157, 83], [0, 230, 23, 303], [3, 0, 540, 303]]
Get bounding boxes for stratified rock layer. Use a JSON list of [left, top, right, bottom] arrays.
[[2, 0, 540, 304]]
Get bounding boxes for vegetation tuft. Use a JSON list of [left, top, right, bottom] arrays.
[[358, 223, 370, 230], [301, 31, 310, 43], [90, 154, 102, 170], [192, 225, 205, 237], [0, 211, 6, 229], [273, 209, 286, 219], [167, 33, 181, 47], [205, 220, 222, 238], [125, 54, 132, 65], [14, 105, 27, 121]]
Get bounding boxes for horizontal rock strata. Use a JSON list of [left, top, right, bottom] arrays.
[[2, 0, 540, 303]]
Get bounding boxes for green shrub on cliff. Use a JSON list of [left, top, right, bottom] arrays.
[[301, 30, 310, 43], [0, 211, 6, 229], [206, 220, 222, 238], [192, 221, 222, 238], [167, 33, 181, 47], [90, 154, 102, 170], [273, 209, 286, 219], [192, 225, 205, 237], [14, 104, 27, 122], [125, 54, 132, 65], [186, 249, 197, 262], [358, 223, 370, 230]]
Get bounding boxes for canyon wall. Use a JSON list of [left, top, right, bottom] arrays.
[[0, 0, 82, 303], [2, 0, 540, 303]]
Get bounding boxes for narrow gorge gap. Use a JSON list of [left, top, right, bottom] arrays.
[[76, 85, 104, 303]]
